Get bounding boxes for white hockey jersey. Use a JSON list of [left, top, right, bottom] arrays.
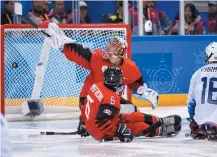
[[187, 63, 217, 125], [0, 113, 12, 157]]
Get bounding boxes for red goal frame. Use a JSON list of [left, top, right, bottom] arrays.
[[1, 24, 132, 115]]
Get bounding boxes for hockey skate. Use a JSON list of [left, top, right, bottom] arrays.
[[186, 123, 217, 140], [204, 123, 217, 141], [162, 115, 182, 126], [159, 123, 182, 137]]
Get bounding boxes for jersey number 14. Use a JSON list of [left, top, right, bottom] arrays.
[[201, 77, 217, 104]]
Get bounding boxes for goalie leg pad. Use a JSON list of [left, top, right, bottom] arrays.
[[120, 97, 138, 114], [120, 104, 136, 114], [22, 99, 44, 117]]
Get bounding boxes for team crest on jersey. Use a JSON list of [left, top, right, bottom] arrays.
[[102, 66, 108, 72], [103, 109, 112, 116]]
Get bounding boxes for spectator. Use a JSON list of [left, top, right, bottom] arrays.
[[129, 1, 161, 35], [115, 0, 132, 9], [106, 1, 124, 23], [48, 0, 67, 24], [185, 3, 205, 35], [168, 11, 180, 35], [27, 0, 49, 24], [147, 0, 172, 35], [68, 1, 90, 24], [128, 1, 133, 9], [44, 0, 50, 14], [79, 1, 91, 23], [1, 1, 14, 25], [103, 1, 132, 23], [207, 1, 217, 34]]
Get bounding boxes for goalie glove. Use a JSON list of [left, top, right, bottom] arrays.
[[46, 23, 76, 50], [136, 83, 159, 109]]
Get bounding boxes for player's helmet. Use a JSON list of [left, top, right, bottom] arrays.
[[206, 42, 217, 63], [103, 38, 127, 59], [104, 67, 123, 88]]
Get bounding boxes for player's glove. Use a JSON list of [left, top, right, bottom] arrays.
[[189, 122, 200, 133], [136, 83, 159, 109], [115, 123, 133, 143], [189, 121, 205, 139], [46, 23, 76, 50], [77, 121, 89, 137]]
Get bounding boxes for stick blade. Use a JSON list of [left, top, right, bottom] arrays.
[[14, 2, 23, 16]]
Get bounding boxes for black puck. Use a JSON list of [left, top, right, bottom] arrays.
[[12, 62, 18, 68]]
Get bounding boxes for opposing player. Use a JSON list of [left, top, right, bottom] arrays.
[[187, 42, 217, 140], [46, 23, 178, 136], [83, 67, 181, 142], [1, 113, 12, 157]]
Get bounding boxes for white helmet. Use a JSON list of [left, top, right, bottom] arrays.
[[206, 42, 217, 63]]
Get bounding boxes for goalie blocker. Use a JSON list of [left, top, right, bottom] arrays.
[[22, 99, 44, 117]]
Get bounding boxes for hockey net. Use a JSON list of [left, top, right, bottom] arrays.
[[1, 24, 131, 121]]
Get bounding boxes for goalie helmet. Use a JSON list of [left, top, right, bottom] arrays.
[[206, 42, 217, 63], [104, 67, 123, 88], [103, 38, 127, 60]]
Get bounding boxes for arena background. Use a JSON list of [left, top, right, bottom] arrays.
[[0, 1, 209, 30]]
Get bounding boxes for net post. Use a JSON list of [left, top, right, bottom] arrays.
[[1, 26, 5, 115]]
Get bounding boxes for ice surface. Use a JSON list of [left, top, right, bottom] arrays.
[[8, 107, 217, 157]]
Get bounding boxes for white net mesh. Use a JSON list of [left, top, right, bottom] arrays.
[[3, 25, 128, 121]]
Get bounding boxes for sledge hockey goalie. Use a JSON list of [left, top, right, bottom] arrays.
[[187, 42, 217, 140]]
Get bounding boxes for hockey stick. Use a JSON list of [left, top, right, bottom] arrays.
[[14, 2, 51, 37], [40, 120, 161, 137], [14, 2, 53, 118], [40, 131, 78, 135]]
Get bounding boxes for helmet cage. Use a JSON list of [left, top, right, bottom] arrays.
[[103, 38, 127, 59]]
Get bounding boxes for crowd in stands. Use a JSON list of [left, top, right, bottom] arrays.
[[1, 0, 217, 35]]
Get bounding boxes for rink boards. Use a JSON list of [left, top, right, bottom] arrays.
[[132, 35, 217, 106]]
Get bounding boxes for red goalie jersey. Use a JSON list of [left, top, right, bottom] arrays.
[[81, 82, 121, 140], [62, 43, 143, 99]]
